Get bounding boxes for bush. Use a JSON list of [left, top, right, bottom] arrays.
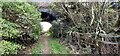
[[0, 2, 41, 54], [2, 2, 41, 39], [0, 40, 23, 54], [0, 18, 21, 38]]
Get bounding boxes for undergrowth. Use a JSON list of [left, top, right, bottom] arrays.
[[49, 38, 70, 54], [31, 41, 44, 54]]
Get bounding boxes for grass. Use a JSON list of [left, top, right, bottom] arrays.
[[31, 36, 70, 54], [31, 41, 44, 54], [48, 38, 70, 54]]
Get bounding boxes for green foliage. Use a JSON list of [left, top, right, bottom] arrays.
[[0, 18, 21, 38], [0, 2, 41, 54], [31, 41, 44, 54], [2, 2, 41, 39], [31, 38, 70, 54], [0, 2, 2, 18], [0, 40, 22, 54], [49, 38, 70, 54]]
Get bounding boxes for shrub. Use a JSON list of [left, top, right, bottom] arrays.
[[0, 18, 21, 38], [2, 2, 41, 39], [0, 40, 23, 54], [0, 2, 41, 54]]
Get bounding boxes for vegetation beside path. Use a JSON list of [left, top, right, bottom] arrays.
[[31, 36, 70, 54], [49, 38, 70, 54]]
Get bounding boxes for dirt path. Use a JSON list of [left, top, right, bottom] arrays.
[[18, 34, 51, 54], [42, 34, 51, 54], [18, 34, 70, 54]]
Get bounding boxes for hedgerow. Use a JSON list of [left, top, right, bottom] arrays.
[[0, 18, 21, 38], [2, 2, 41, 39], [0, 40, 23, 54], [0, 2, 41, 54]]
